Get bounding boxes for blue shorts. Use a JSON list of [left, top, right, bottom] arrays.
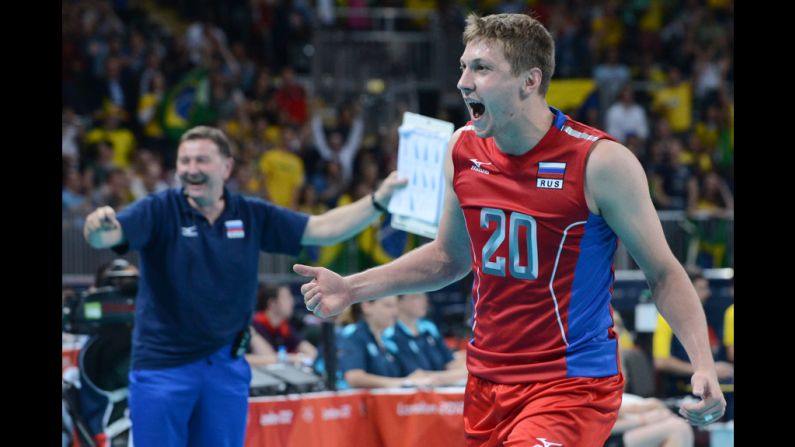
[[128, 344, 251, 447]]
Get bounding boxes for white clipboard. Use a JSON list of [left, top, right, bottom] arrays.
[[388, 112, 454, 238]]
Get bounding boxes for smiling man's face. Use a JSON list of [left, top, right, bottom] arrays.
[[176, 138, 232, 206]]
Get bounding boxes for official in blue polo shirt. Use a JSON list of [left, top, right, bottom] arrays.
[[337, 297, 431, 388], [384, 292, 468, 386], [83, 125, 405, 447]]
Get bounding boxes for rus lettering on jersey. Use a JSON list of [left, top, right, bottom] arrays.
[[536, 162, 566, 189], [536, 178, 563, 189]]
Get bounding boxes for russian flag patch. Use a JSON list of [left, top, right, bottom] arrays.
[[225, 220, 245, 239], [537, 162, 566, 189]]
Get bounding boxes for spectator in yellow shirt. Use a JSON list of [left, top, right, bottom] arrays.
[[85, 106, 137, 169], [258, 125, 305, 209], [652, 66, 693, 135]]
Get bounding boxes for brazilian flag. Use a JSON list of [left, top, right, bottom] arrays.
[[159, 68, 217, 141], [546, 79, 597, 113]]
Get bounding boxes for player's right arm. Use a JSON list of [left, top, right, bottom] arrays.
[[294, 128, 472, 319], [83, 206, 127, 249]]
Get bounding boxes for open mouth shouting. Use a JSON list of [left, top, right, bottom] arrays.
[[466, 99, 486, 121]]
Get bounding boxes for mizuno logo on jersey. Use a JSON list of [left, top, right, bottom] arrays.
[[532, 438, 563, 447], [537, 162, 566, 189], [469, 158, 494, 174], [181, 226, 198, 237]]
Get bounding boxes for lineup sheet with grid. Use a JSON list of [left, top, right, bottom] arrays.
[[389, 113, 454, 238]]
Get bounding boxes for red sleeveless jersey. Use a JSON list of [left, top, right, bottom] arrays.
[[452, 107, 622, 383]]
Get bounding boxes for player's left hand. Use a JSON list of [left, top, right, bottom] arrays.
[[679, 369, 726, 426]]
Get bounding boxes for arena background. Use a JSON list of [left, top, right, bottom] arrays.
[[61, 1, 734, 446]]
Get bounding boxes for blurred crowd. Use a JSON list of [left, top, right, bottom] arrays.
[[62, 0, 733, 267], [62, 4, 734, 444]]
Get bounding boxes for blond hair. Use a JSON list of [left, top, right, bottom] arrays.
[[463, 13, 555, 96]]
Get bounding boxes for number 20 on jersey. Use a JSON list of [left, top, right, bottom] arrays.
[[480, 207, 538, 280]]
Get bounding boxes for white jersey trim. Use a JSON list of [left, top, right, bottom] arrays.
[[549, 220, 588, 347], [466, 232, 481, 334], [562, 125, 599, 142]]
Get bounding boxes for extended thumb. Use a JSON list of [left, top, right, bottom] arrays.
[[293, 264, 319, 277]]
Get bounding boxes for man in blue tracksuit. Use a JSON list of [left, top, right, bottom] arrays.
[[83, 126, 404, 447]]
